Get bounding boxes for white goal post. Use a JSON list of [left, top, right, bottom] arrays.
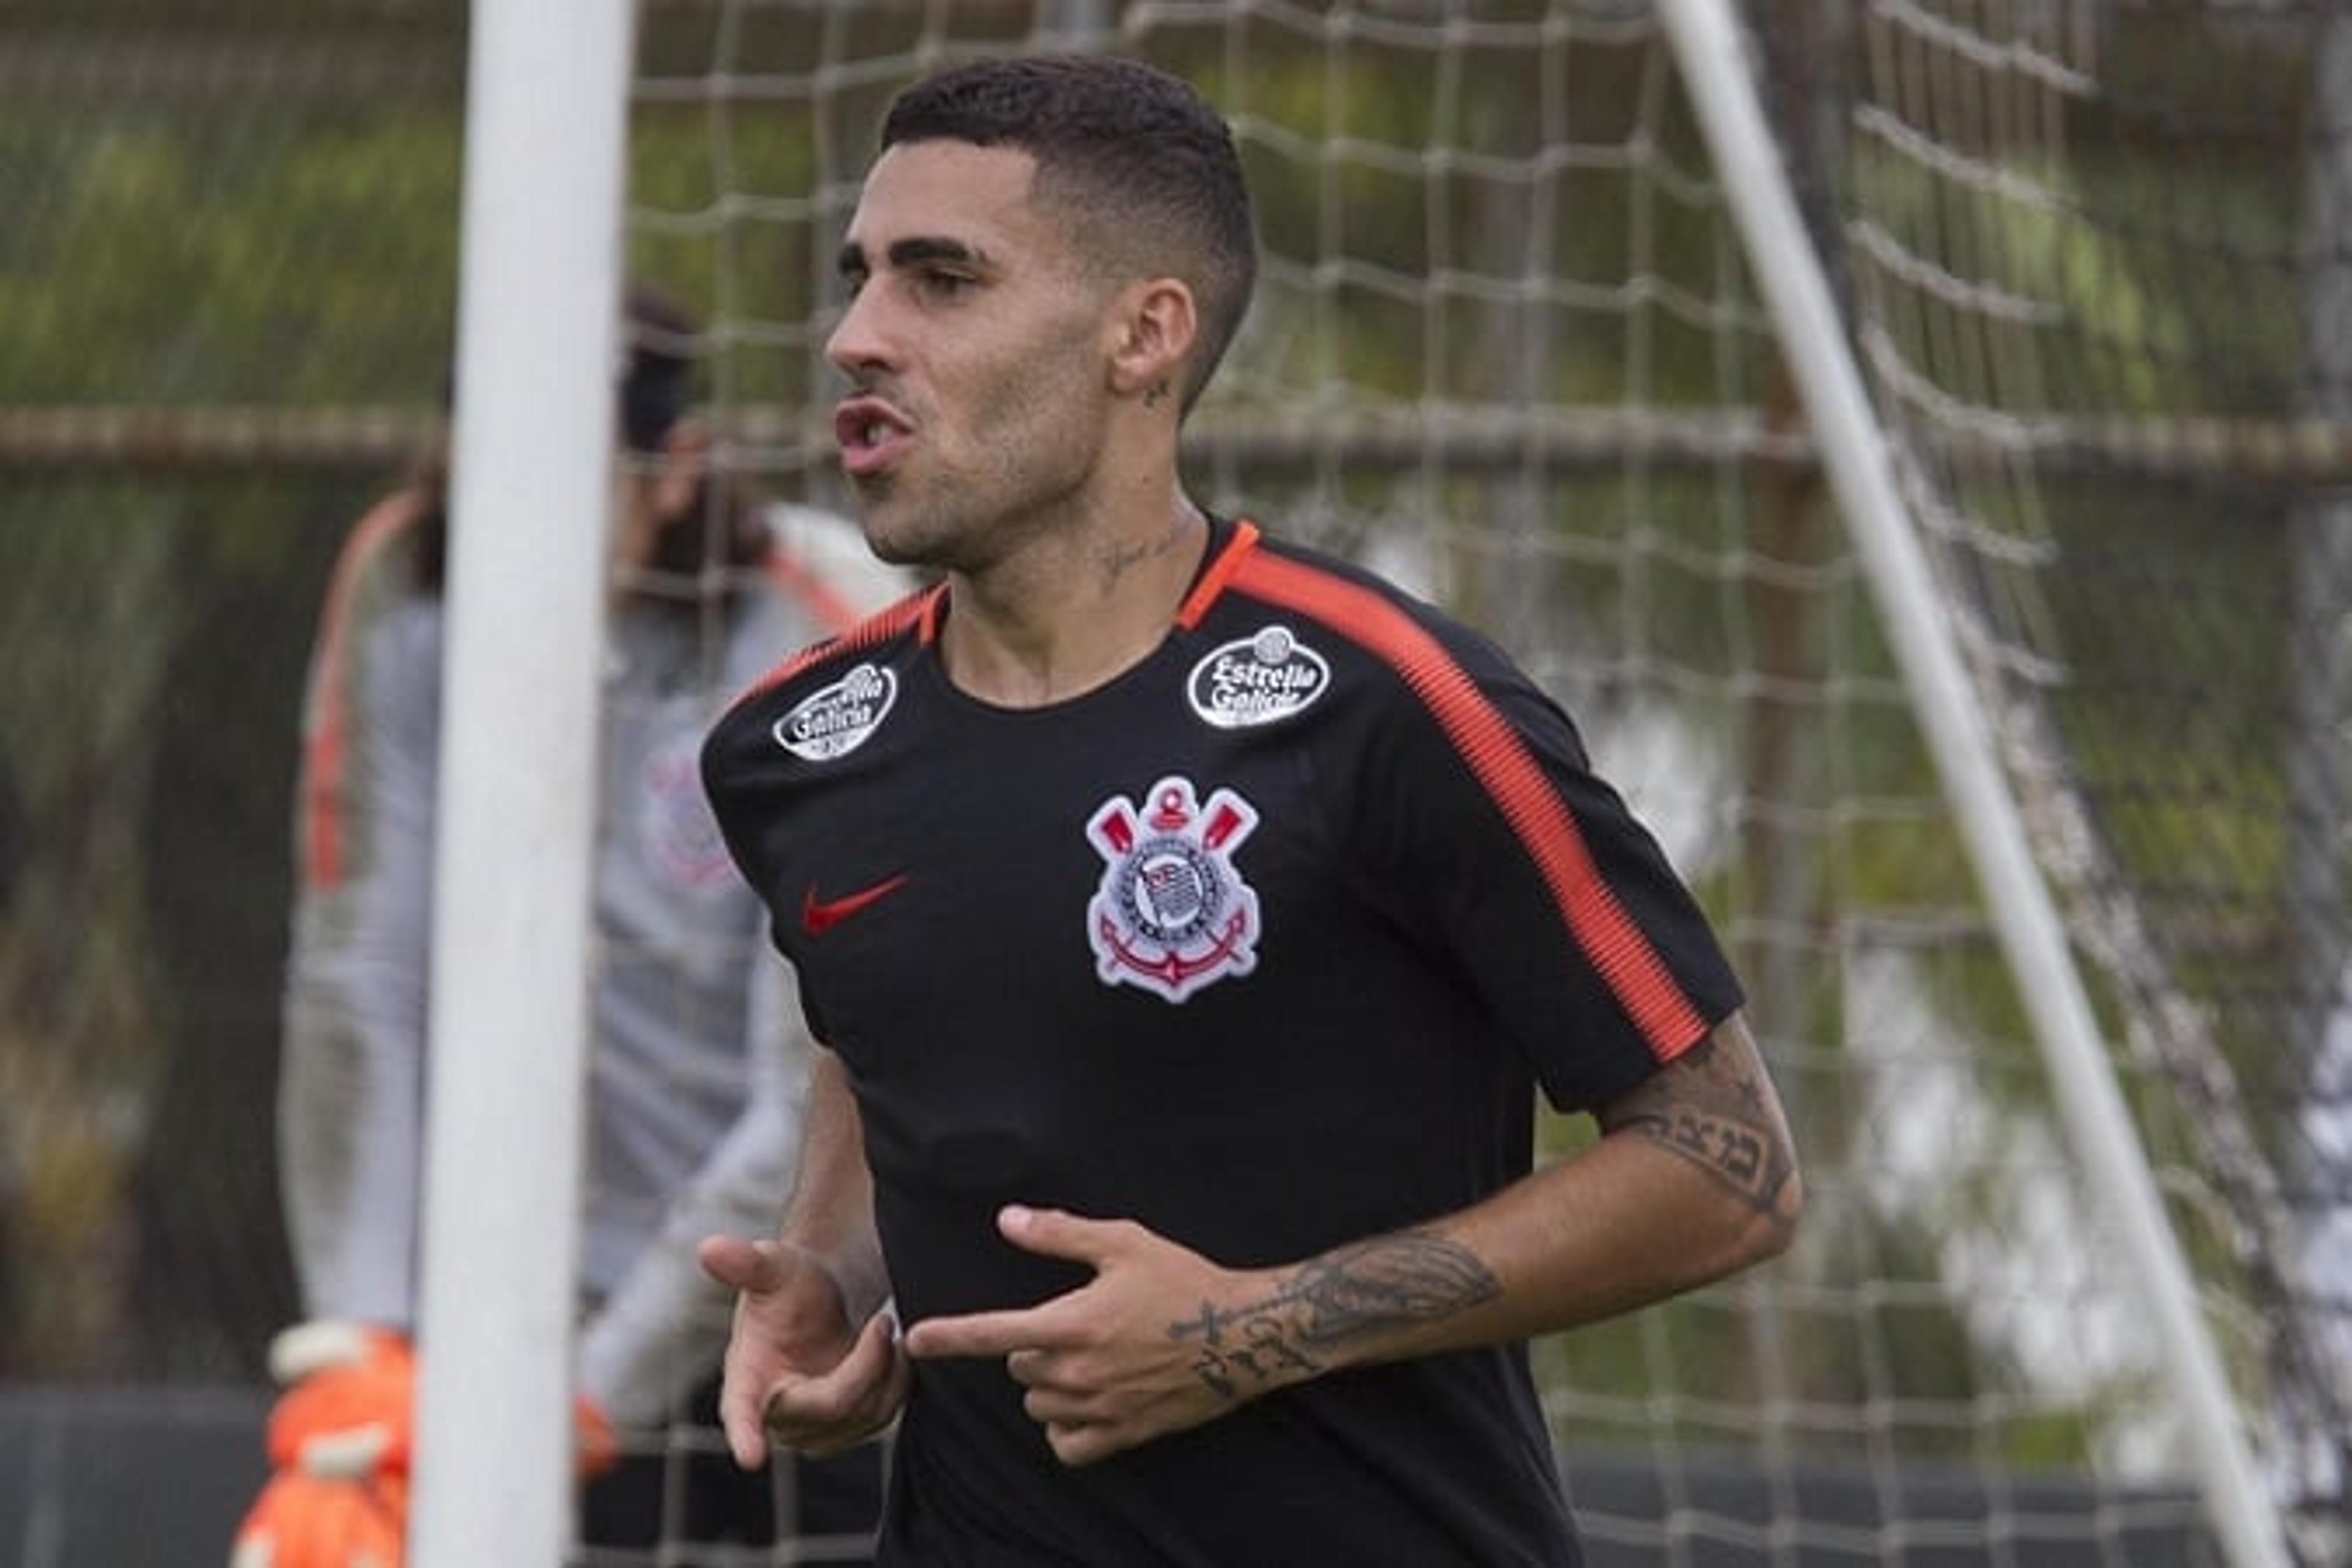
[[413, 3, 636, 1566]]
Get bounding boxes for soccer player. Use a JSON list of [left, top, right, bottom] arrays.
[[240, 286, 900, 1566], [696, 55, 1803, 1565]]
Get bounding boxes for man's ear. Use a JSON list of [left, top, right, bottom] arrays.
[[652, 418, 710, 523], [1106, 277, 1199, 408]]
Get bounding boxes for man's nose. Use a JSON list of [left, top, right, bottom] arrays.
[[826, 287, 890, 378]]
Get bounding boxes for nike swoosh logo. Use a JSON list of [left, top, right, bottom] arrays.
[[801, 873, 910, 936]]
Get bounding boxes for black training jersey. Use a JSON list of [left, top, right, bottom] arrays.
[[703, 516, 1743, 1567]]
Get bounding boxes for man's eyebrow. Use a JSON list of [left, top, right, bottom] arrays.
[[837, 235, 992, 279]]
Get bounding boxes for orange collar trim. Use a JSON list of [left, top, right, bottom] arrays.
[[1174, 519, 1262, 630]]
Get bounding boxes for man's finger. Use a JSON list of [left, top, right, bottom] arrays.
[[1005, 1346, 1049, 1387], [705, 1236, 801, 1468], [718, 1360, 771, 1471], [995, 1204, 1126, 1267], [1046, 1419, 1125, 1469], [902, 1301, 1060, 1360], [698, 1234, 790, 1294], [903, 1208, 1140, 1360], [766, 1310, 904, 1457], [763, 1325, 853, 1430], [826, 1306, 901, 1395]]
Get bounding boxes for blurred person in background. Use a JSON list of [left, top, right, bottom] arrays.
[[235, 284, 902, 1567]]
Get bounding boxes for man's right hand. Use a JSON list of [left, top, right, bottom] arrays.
[[697, 1234, 912, 1468]]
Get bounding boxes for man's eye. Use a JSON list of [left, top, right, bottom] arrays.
[[921, 271, 976, 298]]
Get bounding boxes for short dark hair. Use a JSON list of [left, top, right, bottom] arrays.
[[880, 53, 1257, 412]]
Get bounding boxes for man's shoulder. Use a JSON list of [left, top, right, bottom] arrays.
[[1207, 520, 1499, 680], [1216, 521, 1454, 628], [707, 581, 937, 755]]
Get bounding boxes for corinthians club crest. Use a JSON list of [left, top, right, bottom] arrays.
[[1084, 775, 1262, 1003]]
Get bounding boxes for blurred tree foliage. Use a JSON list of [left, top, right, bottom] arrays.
[[0, 27, 444, 1282], [0, 12, 466, 1378]]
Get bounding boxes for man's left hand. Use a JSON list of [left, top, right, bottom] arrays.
[[902, 1205, 1310, 1466]]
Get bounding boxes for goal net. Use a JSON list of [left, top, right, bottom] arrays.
[[609, 1, 2342, 1560], [0, 1, 2339, 1565]]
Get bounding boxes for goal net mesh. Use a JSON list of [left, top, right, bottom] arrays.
[[616, 0, 2342, 1561], [620, 1, 2345, 1558], [0, 2, 2341, 1564]]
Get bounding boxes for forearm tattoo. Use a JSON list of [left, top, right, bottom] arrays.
[[1613, 1033, 1796, 1216], [1167, 1232, 1500, 1402]]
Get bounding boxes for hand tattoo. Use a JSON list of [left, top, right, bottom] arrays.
[[1167, 1232, 1499, 1403]]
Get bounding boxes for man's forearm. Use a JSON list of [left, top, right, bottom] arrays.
[[779, 1046, 891, 1321], [1170, 1013, 1801, 1404]]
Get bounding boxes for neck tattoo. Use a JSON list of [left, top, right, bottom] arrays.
[[1096, 505, 1200, 591]]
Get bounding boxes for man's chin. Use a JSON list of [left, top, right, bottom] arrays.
[[856, 513, 929, 570], [848, 488, 960, 571]]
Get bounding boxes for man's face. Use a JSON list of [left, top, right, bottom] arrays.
[[825, 139, 1116, 573]]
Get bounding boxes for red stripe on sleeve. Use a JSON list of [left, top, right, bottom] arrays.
[[1231, 547, 1710, 1061], [300, 490, 429, 891]]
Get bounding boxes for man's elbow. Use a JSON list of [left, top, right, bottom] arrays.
[[1754, 1159, 1805, 1264], [1659, 1140, 1803, 1293], [1719, 1151, 1803, 1278]]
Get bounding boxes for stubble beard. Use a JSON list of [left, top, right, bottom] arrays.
[[854, 443, 1091, 579], [848, 475, 918, 567], [854, 474, 984, 573]]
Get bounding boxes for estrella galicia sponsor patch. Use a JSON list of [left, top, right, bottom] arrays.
[[773, 662, 895, 761], [1186, 624, 1329, 729], [1085, 776, 1261, 1003]]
